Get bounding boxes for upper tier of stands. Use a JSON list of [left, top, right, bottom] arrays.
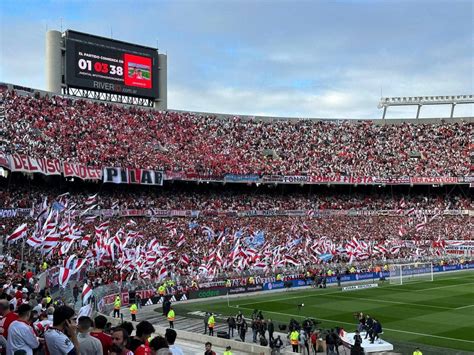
[[1, 87, 472, 178]]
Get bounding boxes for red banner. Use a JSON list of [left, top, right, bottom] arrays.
[[9, 154, 61, 175], [63, 162, 102, 180]]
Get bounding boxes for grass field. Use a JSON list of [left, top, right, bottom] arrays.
[[173, 271, 474, 353]]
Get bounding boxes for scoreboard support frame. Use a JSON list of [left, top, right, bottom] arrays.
[[62, 87, 155, 107]]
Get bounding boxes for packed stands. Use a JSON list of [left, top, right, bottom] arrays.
[[1, 89, 472, 178]]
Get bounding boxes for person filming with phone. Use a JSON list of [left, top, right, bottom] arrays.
[[44, 305, 81, 355]]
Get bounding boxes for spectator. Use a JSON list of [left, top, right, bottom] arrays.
[[44, 305, 80, 355], [204, 342, 216, 355], [90, 315, 113, 355], [6, 304, 39, 355], [110, 327, 134, 355], [129, 321, 155, 355], [76, 316, 102, 355], [0, 300, 19, 343], [164, 328, 183, 355]]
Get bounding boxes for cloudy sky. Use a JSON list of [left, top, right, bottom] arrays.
[[0, 0, 472, 118]]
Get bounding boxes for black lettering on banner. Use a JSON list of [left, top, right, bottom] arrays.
[[105, 168, 118, 182], [120, 169, 128, 183], [129, 169, 138, 183], [142, 170, 153, 184], [154, 171, 163, 186]]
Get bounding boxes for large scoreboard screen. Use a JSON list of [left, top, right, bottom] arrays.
[[65, 30, 159, 99]]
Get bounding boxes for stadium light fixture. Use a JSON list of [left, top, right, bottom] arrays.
[[378, 94, 474, 119]]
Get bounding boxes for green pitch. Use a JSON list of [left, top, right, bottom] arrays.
[[173, 271, 474, 353]]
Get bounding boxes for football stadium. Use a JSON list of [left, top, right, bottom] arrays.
[[0, 1, 473, 355]]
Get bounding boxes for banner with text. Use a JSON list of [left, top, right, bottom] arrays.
[[63, 162, 102, 180], [103, 167, 163, 185], [9, 154, 62, 175]]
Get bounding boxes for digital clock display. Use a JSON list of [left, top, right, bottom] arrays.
[[65, 31, 158, 98]]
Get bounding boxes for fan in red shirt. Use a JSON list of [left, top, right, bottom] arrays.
[[90, 315, 113, 355], [129, 321, 155, 355], [14, 286, 23, 303], [0, 299, 19, 340], [25, 269, 34, 281]]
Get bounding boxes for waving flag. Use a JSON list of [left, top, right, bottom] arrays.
[[126, 219, 137, 227], [82, 283, 93, 305], [58, 267, 72, 288], [7, 223, 28, 243], [318, 253, 333, 262], [176, 234, 186, 248], [85, 194, 98, 206], [26, 234, 43, 248]]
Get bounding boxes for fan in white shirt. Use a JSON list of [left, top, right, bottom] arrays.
[[164, 329, 184, 355], [6, 304, 39, 355]]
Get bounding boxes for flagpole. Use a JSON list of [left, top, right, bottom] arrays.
[[20, 237, 25, 268]]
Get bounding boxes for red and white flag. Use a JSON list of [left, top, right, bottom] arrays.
[[82, 283, 93, 305], [398, 225, 407, 237], [176, 234, 186, 248], [7, 223, 28, 243], [85, 194, 98, 206], [126, 219, 137, 227], [59, 267, 72, 288], [26, 234, 43, 248]]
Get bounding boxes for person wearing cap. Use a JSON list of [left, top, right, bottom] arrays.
[[223, 346, 232, 355]]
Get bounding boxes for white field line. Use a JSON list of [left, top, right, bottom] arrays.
[[455, 304, 474, 310], [230, 305, 474, 344], [235, 275, 474, 308], [413, 281, 474, 292], [317, 293, 455, 310]]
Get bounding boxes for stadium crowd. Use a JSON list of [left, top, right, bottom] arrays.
[[1, 184, 471, 211], [0, 87, 472, 355], [1, 89, 472, 178], [1, 210, 471, 286]]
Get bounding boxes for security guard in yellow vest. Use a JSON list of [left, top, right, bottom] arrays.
[[290, 329, 299, 352], [223, 346, 232, 355], [113, 295, 121, 318], [208, 313, 216, 336], [167, 306, 175, 329], [248, 276, 255, 285], [130, 302, 138, 321], [276, 273, 282, 281], [413, 347, 423, 355], [159, 284, 166, 296], [327, 269, 333, 276], [191, 280, 198, 289], [42, 261, 48, 271]]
